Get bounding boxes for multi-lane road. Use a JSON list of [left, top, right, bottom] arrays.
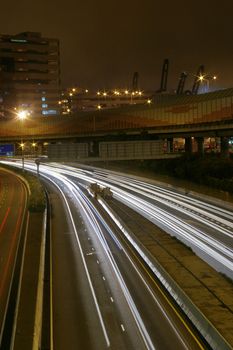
[[0, 168, 27, 345], [43, 171, 204, 350], [1, 160, 233, 349], [47, 163, 233, 279]]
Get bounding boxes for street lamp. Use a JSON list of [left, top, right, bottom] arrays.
[[17, 109, 30, 170], [198, 74, 217, 92], [32, 141, 37, 157], [17, 109, 30, 120], [20, 141, 25, 170]]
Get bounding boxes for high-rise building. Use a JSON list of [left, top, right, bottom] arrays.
[[0, 31, 60, 117]]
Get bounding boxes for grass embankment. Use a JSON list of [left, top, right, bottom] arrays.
[[0, 164, 46, 212], [140, 154, 233, 193]]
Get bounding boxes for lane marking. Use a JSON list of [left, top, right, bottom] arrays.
[[0, 206, 23, 298], [42, 175, 111, 348], [50, 209, 54, 350], [0, 207, 11, 235], [116, 217, 206, 349]]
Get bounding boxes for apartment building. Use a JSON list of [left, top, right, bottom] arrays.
[[0, 31, 60, 117]]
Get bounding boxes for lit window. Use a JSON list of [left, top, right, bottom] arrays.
[[42, 110, 57, 115], [11, 39, 27, 43], [42, 103, 48, 108], [41, 97, 46, 101]]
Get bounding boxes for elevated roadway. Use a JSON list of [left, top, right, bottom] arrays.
[[0, 88, 232, 143], [0, 88, 233, 160]]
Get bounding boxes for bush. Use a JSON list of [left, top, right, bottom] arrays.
[[144, 154, 233, 193]]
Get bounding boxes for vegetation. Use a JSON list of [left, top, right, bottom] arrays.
[[0, 164, 46, 212], [140, 154, 233, 193]]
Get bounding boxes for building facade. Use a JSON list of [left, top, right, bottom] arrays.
[[0, 31, 60, 117]]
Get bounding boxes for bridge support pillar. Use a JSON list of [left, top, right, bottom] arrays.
[[195, 137, 204, 155], [220, 136, 230, 157], [184, 137, 192, 153], [167, 138, 174, 152], [89, 141, 99, 157]]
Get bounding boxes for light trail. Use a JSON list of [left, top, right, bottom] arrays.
[[3, 161, 155, 349], [4, 159, 233, 348], [2, 160, 233, 279], [49, 173, 155, 350], [35, 162, 233, 276]]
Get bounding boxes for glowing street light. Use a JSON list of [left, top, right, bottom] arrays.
[[17, 110, 30, 120], [19, 141, 25, 170], [198, 74, 204, 82], [32, 141, 37, 157], [198, 74, 217, 92]]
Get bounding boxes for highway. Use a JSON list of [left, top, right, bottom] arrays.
[[19, 161, 232, 280], [42, 169, 204, 349], [0, 168, 27, 345], [0, 160, 210, 349], [44, 163, 233, 280]]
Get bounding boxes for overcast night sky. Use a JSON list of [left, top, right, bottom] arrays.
[[1, 0, 233, 91]]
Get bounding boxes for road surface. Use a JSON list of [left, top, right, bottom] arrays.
[[0, 168, 27, 344]]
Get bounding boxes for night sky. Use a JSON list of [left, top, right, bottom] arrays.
[[1, 0, 233, 91]]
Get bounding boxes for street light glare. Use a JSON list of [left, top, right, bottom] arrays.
[[199, 75, 204, 82], [17, 110, 29, 120]]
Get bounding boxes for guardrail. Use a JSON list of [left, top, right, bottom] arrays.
[[32, 208, 47, 350]]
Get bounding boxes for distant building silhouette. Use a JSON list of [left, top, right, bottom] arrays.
[[0, 31, 60, 117]]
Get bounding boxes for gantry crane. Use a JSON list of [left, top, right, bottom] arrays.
[[157, 59, 169, 93], [191, 65, 205, 95], [132, 72, 139, 91], [176, 72, 187, 94]]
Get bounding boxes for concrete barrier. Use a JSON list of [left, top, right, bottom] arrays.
[[32, 209, 47, 350]]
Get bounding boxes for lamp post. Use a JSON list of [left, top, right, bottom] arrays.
[[20, 141, 25, 170], [32, 141, 37, 157], [206, 75, 217, 92], [17, 109, 30, 170], [198, 74, 217, 93]]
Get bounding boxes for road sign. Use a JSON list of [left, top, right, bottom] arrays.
[[0, 144, 14, 156]]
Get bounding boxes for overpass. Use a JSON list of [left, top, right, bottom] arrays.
[[0, 88, 233, 159]]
